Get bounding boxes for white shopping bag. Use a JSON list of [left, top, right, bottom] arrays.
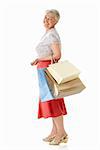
[[47, 60, 80, 84]]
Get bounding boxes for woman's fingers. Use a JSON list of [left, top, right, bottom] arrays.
[[30, 62, 34, 65], [30, 59, 38, 66], [31, 61, 36, 65]]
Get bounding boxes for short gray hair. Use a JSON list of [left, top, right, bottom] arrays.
[[45, 9, 60, 22]]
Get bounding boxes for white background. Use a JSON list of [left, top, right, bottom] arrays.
[[1, 0, 100, 150]]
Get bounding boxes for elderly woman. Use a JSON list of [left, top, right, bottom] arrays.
[[31, 9, 68, 145]]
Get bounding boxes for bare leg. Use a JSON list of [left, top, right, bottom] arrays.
[[43, 118, 57, 141], [49, 118, 57, 136], [52, 115, 68, 140]]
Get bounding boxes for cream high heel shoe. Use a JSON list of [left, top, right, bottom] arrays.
[[43, 135, 56, 142], [49, 135, 68, 145]]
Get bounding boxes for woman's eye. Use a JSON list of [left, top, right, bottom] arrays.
[[48, 18, 52, 21]]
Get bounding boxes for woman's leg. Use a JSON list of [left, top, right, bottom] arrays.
[[50, 118, 57, 135], [43, 118, 57, 141], [52, 115, 68, 139]]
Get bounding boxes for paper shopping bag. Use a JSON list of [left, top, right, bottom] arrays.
[[47, 60, 80, 84], [45, 69, 86, 98]]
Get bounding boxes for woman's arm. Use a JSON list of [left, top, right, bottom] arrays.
[[51, 43, 61, 60]]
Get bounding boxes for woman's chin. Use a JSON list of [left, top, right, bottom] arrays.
[[44, 24, 54, 30], [44, 26, 50, 30], [44, 25, 49, 28]]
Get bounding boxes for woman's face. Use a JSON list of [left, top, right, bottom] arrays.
[[43, 13, 57, 30]]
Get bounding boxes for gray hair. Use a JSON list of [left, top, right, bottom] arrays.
[[45, 9, 60, 22]]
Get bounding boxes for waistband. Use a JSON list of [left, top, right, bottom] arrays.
[[37, 60, 51, 69], [38, 60, 51, 63]]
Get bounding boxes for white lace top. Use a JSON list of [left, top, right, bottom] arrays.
[[35, 28, 61, 58]]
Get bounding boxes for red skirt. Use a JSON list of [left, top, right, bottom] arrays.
[[37, 60, 67, 119]]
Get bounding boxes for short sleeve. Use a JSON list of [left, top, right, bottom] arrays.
[[48, 33, 61, 44]]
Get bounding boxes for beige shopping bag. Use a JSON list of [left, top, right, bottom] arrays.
[[45, 69, 86, 98], [47, 60, 80, 84]]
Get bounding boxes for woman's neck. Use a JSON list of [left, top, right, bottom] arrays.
[[46, 27, 55, 32]]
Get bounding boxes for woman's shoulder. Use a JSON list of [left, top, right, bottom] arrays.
[[48, 28, 59, 35], [47, 28, 60, 40]]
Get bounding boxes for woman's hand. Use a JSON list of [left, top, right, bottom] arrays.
[[30, 58, 39, 66]]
